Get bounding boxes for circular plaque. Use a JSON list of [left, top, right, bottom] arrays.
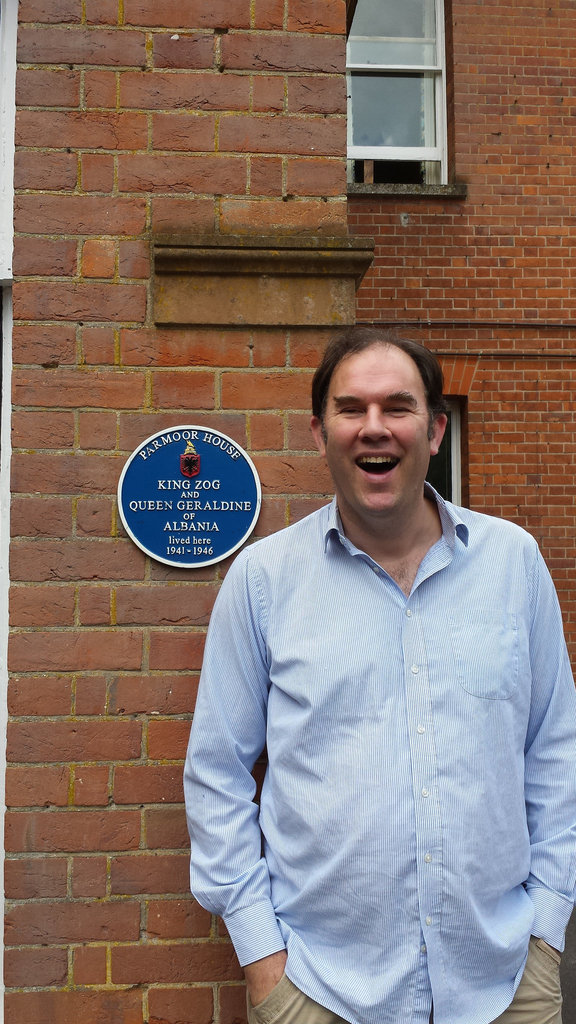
[[118, 425, 262, 568]]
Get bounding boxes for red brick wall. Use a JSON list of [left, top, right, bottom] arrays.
[[8, 1, 346, 1021], [349, 0, 576, 646]]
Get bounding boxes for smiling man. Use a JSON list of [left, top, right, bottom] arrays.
[[184, 328, 576, 1024]]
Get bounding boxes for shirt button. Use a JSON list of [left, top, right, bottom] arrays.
[[417, 724, 425, 734], [425, 916, 432, 926], [421, 944, 427, 954], [424, 853, 432, 863], [406, 609, 412, 617], [411, 664, 419, 674], [421, 787, 430, 798]]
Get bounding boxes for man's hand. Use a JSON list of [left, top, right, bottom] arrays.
[[244, 949, 288, 1007]]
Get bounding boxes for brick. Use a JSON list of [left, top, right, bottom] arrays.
[[219, 114, 346, 157], [110, 674, 198, 715], [8, 675, 72, 717], [10, 584, 75, 626], [6, 809, 141, 853], [120, 328, 251, 367], [219, 985, 248, 1024], [74, 765, 111, 805], [252, 496, 288, 536], [152, 112, 215, 152], [4, 856, 68, 899], [8, 630, 144, 673], [15, 195, 146, 235], [11, 411, 75, 449], [5, 947, 68, 988], [78, 412, 118, 451], [16, 67, 80, 106], [118, 154, 246, 194], [17, 109, 147, 150], [85, 0, 119, 24], [151, 196, 215, 234], [147, 720, 191, 760], [114, 765, 184, 804], [118, 412, 246, 452], [13, 367, 145, 409], [82, 238, 116, 278], [12, 323, 76, 365], [110, 852, 189, 894], [74, 675, 108, 715], [149, 987, 214, 1024], [6, 765, 69, 807], [221, 33, 345, 74], [112, 940, 243, 984], [286, 156, 346, 196], [144, 806, 190, 849], [14, 280, 146, 323], [288, 75, 347, 114], [81, 150, 116, 192], [78, 585, 112, 625], [151, 370, 215, 409], [287, 0, 346, 33], [17, 26, 147, 66], [73, 944, 107, 985], [115, 583, 218, 626], [5, 991, 143, 1024], [7, 720, 141, 763], [6, 899, 140, 944], [10, 539, 144, 580], [253, 453, 332, 494], [10, 497, 72, 538], [84, 70, 118, 109], [252, 75, 285, 113], [250, 412, 284, 450], [120, 71, 250, 111], [250, 156, 283, 196], [76, 498, 114, 538], [149, 632, 206, 671], [287, 411, 315, 450], [219, 197, 347, 234], [123, 0, 250, 29], [72, 855, 108, 896], [221, 371, 311, 410], [18, 0, 81, 20], [147, 899, 211, 939], [119, 240, 150, 278], [81, 325, 116, 364], [153, 32, 214, 69], [14, 151, 78, 191], [13, 236, 77, 278]]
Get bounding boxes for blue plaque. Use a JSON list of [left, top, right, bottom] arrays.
[[118, 425, 262, 568]]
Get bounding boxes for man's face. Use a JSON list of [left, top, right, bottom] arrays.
[[310, 344, 447, 538]]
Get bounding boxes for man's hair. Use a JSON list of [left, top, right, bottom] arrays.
[[311, 327, 448, 431]]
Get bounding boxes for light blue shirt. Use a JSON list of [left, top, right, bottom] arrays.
[[184, 490, 576, 1024]]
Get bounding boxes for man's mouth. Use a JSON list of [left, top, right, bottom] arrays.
[[356, 456, 399, 475]]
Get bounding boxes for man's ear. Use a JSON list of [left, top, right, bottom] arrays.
[[310, 416, 327, 456], [429, 413, 448, 456]]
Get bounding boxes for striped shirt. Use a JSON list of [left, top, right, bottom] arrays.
[[184, 489, 576, 1024]]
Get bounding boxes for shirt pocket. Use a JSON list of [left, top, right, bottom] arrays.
[[449, 613, 519, 699]]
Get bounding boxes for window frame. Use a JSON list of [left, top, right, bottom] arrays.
[[346, 0, 448, 185]]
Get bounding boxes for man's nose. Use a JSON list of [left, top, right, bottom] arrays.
[[359, 407, 391, 438]]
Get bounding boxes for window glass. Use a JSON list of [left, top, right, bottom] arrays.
[[348, 0, 437, 66], [349, 74, 436, 149]]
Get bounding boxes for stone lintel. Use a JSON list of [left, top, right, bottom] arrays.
[[153, 234, 374, 327]]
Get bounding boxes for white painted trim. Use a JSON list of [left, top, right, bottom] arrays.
[[0, 0, 17, 282], [0, 285, 12, 1024]]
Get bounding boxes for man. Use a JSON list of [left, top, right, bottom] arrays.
[[184, 328, 576, 1024]]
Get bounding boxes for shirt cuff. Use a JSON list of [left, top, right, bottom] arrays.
[[224, 901, 286, 967], [526, 882, 574, 952]]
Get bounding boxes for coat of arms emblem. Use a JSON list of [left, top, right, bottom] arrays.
[[180, 439, 200, 478]]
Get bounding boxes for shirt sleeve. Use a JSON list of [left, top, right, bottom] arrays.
[[524, 544, 576, 951], [183, 549, 286, 966]]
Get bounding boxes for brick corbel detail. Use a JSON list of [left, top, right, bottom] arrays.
[[153, 234, 374, 327]]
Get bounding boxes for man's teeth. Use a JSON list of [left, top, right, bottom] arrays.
[[359, 457, 395, 465]]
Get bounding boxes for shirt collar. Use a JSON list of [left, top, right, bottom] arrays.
[[323, 485, 469, 554]]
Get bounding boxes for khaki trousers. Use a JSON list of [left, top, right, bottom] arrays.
[[246, 936, 562, 1024]]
